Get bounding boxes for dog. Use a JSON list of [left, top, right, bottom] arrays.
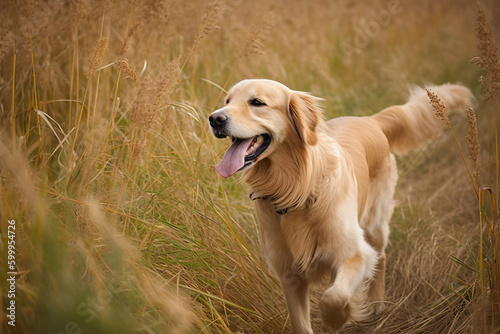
[[208, 79, 473, 333]]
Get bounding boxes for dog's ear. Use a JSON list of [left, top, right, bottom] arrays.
[[289, 91, 322, 146]]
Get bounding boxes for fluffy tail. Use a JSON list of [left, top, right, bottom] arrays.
[[372, 84, 474, 155]]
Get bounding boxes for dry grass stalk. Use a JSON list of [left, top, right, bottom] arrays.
[[465, 108, 480, 183], [87, 37, 109, 78], [241, 11, 275, 57], [426, 88, 450, 127], [181, 0, 226, 71], [470, 2, 500, 100]]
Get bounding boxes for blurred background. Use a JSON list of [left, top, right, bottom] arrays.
[[0, 0, 499, 333]]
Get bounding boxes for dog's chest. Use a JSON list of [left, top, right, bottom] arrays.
[[258, 200, 357, 279]]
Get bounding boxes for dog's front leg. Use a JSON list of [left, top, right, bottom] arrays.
[[280, 273, 313, 334], [319, 242, 377, 331]]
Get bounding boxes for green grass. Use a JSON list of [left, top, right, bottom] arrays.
[[0, 0, 498, 333]]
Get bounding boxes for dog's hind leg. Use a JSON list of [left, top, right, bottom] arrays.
[[362, 154, 398, 315], [363, 216, 391, 315], [366, 244, 387, 315]]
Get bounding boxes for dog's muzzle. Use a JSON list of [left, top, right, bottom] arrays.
[[209, 111, 229, 138]]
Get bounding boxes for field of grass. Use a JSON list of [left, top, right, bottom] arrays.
[[0, 0, 499, 333]]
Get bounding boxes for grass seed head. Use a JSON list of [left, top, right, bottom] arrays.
[[155, 57, 181, 101], [87, 37, 109, 78], [470, 2, 500, 100], [21, 0, 36, 21], [196, 0, 226, 44], [131, 74, 157, 130], [115, 57, 138, 84], [426, 88, 450, 127], [130, 58, 180, 133], [141, 0, 172, 25], [70, 0, 91, 26], [121, 20, 143, 56], [465, 107, 480, 181], [241, 11, 275, 57], [0, 27, 11, 63]]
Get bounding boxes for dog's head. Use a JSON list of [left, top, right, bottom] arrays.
[[209, 79, 323, 178]]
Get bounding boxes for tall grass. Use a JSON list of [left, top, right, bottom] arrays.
[[0, 0, 497, 333], [468, 3, 500, 331]]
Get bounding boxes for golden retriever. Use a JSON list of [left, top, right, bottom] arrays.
[[208, 79, 473, 333]]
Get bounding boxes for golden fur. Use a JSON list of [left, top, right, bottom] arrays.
[[209, 79, 473, 333]]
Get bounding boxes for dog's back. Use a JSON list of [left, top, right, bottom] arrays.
[[326, 117, 390, 218]]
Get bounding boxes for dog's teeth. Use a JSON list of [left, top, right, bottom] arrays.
[[245, 136, 265, 156], [247, 137, 259, 155]]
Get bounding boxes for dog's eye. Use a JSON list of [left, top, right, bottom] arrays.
[[225, 98, 230, 104], [249, 98, 266, 107]]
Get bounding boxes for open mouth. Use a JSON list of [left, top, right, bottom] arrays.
[[242, 134, 271, 162], [215, 134, 271, 178]]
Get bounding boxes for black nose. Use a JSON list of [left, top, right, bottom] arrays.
[[209, 112, 228, 128]]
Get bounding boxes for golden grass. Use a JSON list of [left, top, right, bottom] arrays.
[[0, 0, 498, 333]]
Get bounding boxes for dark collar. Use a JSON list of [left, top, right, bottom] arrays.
[[249, 192, 288, 215]]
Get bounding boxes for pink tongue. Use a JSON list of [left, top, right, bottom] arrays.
[[215, 138, 253, 178]]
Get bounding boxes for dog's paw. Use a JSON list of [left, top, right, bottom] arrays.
[[371, 301, 386, 316], [319, 293, 350, 331]]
